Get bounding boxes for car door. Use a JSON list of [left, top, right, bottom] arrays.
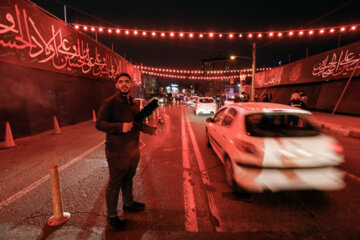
[[216, 108, 238, 158], [208, 108, 228, 159]]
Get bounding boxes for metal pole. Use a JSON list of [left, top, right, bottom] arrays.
[[251, 42, 256, 102], [332, 60, 359, 115], [64, 5, 67, 24]]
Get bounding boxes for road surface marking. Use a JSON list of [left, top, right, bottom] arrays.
[[185, 114, 224, 232], [181, 109, 199, 232], [344, 171, 360, 182], [0, 141, 104, 211]]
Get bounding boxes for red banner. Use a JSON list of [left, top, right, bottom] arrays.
[[255, 41, 360, 88], [0, 0, 141, 84]]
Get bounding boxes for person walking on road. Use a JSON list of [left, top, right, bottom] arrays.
[[96, 73, 158, 230]]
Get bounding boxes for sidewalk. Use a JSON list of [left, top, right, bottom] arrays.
[[311, 111, 360, 140]]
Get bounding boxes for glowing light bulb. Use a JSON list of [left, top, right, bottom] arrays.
[[99, 27, 103, 32], [91, 27, 95, 31], [152, 32, 156, 36], [288, 31, 293, 36], [83, 26, 88, 31], [269, 32, 274, 37], [108, 29, 112, 33], [116, 29, 120, 34], [75, 25, 79, 29], [125, 30, 129, 35]]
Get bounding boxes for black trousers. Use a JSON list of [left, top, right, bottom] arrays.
[[105, 148, 140, 217]]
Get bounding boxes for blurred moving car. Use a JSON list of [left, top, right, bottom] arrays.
[[194, 97, 217, 115], [133, 98, 147, 110], [224, 97, 235, 105], [205, 102, 345, 192]]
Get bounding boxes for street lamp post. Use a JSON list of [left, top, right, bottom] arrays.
[[230, 46, 257, 101], [251, 42, 256, 102]]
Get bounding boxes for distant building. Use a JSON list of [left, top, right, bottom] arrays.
[[200, 55, 251, 96], [142, 74, 157, 96]]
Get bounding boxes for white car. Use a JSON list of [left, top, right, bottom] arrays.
[[133, 98, 147, 109], [205, 102, 345, 192], [194, 97, 217, 115], [224, 97, 235, 105], [187, 96, 198, 108]]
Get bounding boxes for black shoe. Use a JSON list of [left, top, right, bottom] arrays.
[[123, 201, 145, 212], [107, 216, 126, 230]]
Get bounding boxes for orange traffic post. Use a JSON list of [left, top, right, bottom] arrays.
[[47, 164, 70, 226], [1, 121, 17, 149], [92, 109, 97, 123], [52, 116, 62, 134]]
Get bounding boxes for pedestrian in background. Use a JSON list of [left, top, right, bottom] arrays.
[[299, 90, 308, 107], [96, 73, 158, 230], [289, 91, 305, 108]]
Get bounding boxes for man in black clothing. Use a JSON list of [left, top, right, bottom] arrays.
[[96, 73, 157, 230]]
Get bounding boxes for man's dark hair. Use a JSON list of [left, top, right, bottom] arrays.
[[115, 73, 131, 82]]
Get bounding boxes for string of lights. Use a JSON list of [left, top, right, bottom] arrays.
[[142, 70, 252, 80], [134, 65, 271, 74], [72, 23, 359, 40]]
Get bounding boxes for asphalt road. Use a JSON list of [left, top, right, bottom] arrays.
[[0, 104, 359, 240]]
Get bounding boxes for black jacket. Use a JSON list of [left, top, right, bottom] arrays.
[[96, 92, 156, 152]]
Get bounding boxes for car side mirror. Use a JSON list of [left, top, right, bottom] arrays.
[[206, 117, 214, 123]]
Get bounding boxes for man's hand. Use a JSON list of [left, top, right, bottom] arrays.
[[122, 122, 133, 133]]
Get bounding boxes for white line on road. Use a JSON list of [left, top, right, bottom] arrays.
[[181, 109, 199, 232], [0, 141, 104, 211], [344, 171, 360, 182], [184, 114, 224, 232]]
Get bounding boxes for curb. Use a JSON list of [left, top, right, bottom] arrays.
[[319, 122, 360, 140]]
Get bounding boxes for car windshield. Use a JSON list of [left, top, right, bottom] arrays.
[[245, 113, 320, 137], [199, 98, 213, 103]]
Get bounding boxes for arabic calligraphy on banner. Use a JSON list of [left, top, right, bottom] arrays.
[[255, 41, 360, 88], [312, 50, 360, 79], [0, 0, 141, 84]]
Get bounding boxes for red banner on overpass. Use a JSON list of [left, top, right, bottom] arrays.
[[0, 0, 141, 84], [255, 41, 360, 88]]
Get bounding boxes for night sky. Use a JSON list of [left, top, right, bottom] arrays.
[[30, 0, 360, 70]]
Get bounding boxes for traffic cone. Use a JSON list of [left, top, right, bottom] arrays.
[[1, 121, 17, 149], [52, 116, 62, 134], [92, 109, 96, 123], [47, 164, 70, 226]]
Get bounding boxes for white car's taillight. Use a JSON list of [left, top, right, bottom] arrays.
[[234, 139, 258, 154], [326, 142, 344, 155]]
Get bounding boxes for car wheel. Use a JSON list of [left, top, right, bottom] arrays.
[[205, 128, 211, 148]]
